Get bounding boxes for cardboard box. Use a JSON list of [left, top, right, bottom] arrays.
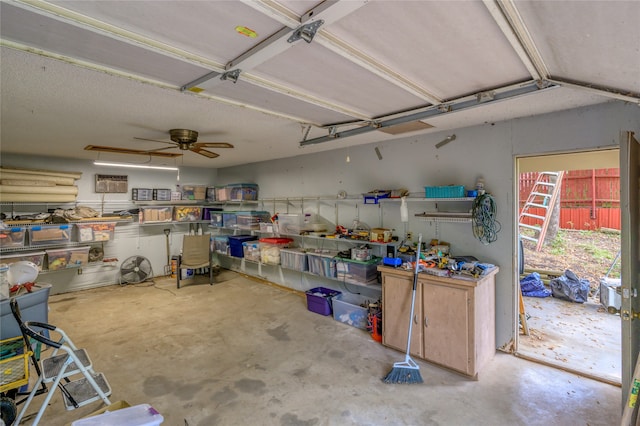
[[140, 207, 173, 223]]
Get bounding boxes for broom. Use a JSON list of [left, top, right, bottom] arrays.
[[382, 234, 424, 384]]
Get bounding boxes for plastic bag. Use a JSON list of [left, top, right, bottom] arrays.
[[550, 269, 590, 303], [520, 272, 551, 298]]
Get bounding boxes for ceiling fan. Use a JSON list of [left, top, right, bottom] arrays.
[[85, 129, 234, 159]]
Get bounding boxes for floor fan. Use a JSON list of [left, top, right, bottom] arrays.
[[119, 256, 153, 284]]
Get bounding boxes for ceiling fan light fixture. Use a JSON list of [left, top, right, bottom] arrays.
[[94, 161, 178, 171]]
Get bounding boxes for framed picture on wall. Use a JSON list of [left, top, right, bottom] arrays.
[[95, 174, 128, 193]]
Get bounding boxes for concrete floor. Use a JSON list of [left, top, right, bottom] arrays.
[[17, 271, 621, 426], [519, 294, 621, 385]]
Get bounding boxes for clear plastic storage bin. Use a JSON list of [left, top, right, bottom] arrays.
[[280, 248, 308, 271], [46, 246, 90, 270], [242, 241, 261, 262], [29, 225, 72, 245], [332, 293, 372, 329], [75, 222, 116, 242], [306, 250, 338, 278], [0, 227, 26, 248], [0, 251, 46, 271], [259, 238, 293, 265]]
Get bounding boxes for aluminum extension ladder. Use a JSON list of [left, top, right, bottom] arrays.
[[519, 171, 564, 252]]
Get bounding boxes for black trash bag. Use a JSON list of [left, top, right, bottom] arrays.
[[520, 272, 551, 298], [550, 269, 590, 303]]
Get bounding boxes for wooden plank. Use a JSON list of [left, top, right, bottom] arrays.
[[0, 185, 78, 195], [0, 167, 82, 179], [1, 179, 55, 187], [0, 172, 75, 186], [0, 193, 76, 202]]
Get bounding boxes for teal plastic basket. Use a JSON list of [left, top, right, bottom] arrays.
[[424, 185, 465, 198]]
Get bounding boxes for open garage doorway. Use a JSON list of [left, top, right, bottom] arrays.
[[516, 149, 622, 385]]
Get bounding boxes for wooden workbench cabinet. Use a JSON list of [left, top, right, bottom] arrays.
[[379, 265, 498, 379]]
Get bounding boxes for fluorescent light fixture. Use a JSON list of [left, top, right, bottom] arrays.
[[93, 161, 178, 171]]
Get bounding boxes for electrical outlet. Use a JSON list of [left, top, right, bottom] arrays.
[[406, 232, 413, 240]]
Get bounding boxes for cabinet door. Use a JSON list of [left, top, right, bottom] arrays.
[[422, 281, 470, 374], [382, 273, 423, 358]]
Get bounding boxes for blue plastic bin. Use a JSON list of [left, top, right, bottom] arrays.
[[228, 235, 257, 257]]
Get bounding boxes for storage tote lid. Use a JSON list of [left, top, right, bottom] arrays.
[[227, 235, 257, 242], [71, 403, 163, 426], [259, 237, 293, 244], [8, 261, 39, 285], [0, 251, 46, 260]]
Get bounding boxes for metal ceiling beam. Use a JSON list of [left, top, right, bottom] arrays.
[[185, 0, 368, 92], [245, 0, 442, 104], [299, 80, 560, 147], [482, 0, 548, 80], [0, 39, 320, 128], [188, 0, 441, 116], [8, 0, 226, 72], [547, 78, 640, 105]]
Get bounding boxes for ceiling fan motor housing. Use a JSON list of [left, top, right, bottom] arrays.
[[170, 129, 198, 143]]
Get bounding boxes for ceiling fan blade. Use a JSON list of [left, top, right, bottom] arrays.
[[133, 136, 176, 145], [85, 145, 183, 158], [194, 142, 234, 149], [147, 146, 177, 152], [190, 146, 219, 158]]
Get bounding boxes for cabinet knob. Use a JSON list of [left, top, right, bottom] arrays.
[[413, 315, 418, 325], [424, 316, 429, 327]]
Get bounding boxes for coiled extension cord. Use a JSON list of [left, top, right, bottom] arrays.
[[472, 193, 501, 244]]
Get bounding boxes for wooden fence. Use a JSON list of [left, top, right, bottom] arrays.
[[519, 169, 621, 230]]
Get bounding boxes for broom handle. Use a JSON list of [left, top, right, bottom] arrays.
[[405, 234, 422, 358]]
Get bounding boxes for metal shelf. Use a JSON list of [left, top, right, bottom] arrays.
[[416, 215, 473, 223], [216, 252, 381, 291], [379, 196, 477, 203], [0, 241, 87, 253]]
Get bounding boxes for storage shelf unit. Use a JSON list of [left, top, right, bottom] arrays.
[[215, 252, 382, 291], [0, 215, 132, 274]]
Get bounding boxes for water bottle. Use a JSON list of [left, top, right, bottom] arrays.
[[476, 178, 486, 196], [0, 263, 9, 300]]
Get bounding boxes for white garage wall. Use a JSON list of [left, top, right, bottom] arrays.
[[217, 101, 640, 349]]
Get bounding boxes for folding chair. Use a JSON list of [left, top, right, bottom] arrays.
[[10, 299, 111, 425], [176, 233, 214, 289]]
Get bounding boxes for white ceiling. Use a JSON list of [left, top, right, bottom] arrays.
[[1, 0, 638, 168]]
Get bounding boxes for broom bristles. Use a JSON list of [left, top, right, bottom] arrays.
[[382, 366, 423, 384], [382, 355, 423, 384]]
